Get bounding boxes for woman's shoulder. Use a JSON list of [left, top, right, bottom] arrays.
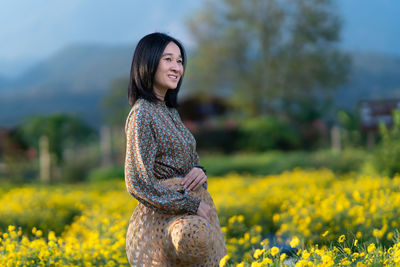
[[125, 98, 156, 131], [130, 98, 157, 116]]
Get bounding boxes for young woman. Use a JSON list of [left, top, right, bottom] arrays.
[[125, 32, 226, 266]]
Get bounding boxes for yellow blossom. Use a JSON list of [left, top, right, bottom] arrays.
[[261, 257, 272, 264], [280, 253, 287, 261], [290, 236, 300, 248], [219, 255, 230, 267], [260, 238, 269, 246], [302, 250, 310, 260], [367, 243, 376, 253], [253, 248, 265, 259], [270, 246, 279, 256], [338, 234, 345, 243]]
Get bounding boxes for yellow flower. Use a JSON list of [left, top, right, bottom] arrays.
[[290, 236, 300, 248], [322, 231, 329, 237], [367, 243, 376, 253], [219, 255, 230, 267], [341, 259, 351, 265], [260, 238, 269, 246], [352, 252, 359, 258], [338, 234, 345, 243], [344, 248, 351, 254], [387, 232, 393, 241], [356, 232, 362, 239], [280, 253, 287, 261], [35, 230, 43, 237], [322, 254, 332, 263], [236, 262, 244, 267], [354, 239, 358, 247], [261, 257, 272, 264], [302, 250, 310, 260], [271, 246, 279, 256], [253, 248, 265, 259], [8, 225, 15, 232]]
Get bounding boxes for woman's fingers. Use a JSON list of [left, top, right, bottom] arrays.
[[192, 176, 207, 191], [186, 174, 204, 191], [184, 172, 201, 190], [180, 167, 207, 191], [180, 168, 198, 186]]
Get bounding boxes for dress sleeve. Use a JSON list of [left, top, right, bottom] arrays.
[[124, 107, 201, 215]]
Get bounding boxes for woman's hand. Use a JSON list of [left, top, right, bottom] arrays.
[[196, 201, 211, 223], [180, 167, 207, 191]]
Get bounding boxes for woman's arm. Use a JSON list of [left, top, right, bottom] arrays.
[[125, 107, 200, 215]]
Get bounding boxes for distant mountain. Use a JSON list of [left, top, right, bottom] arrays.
[[1, 43, 134, 95], [0, 45, 399, 128], [0, 44, 135, 127]]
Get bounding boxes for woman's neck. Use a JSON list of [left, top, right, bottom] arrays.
[[153, 88, 166, 101]]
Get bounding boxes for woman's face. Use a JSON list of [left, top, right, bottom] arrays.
[[153, 42, 184, 97]]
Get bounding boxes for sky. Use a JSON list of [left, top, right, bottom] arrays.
[[0, 0, 399, 76]]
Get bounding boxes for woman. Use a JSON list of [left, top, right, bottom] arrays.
[[124, 32, 226, 266]]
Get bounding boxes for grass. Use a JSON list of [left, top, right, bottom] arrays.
[[200, 148, 370, 176]]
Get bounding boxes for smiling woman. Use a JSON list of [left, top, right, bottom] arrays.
[[153, 42, 184, 100], [124, 32, 226, 266]]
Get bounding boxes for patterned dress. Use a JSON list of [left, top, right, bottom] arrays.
[[124, 98, 226, 266]]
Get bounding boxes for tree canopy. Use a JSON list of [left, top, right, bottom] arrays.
[[18, 114, 96, 163], [186, 0, 350, 121]]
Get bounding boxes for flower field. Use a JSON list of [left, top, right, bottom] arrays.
[[1, 169, 400, 266]]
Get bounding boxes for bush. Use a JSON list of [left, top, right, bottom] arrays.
[[88, 165, 124, 182], [374, 110, 400, 177], [237, 115, 301, 151], [200, 149, 368, 176], [195, 128, 239, 153]]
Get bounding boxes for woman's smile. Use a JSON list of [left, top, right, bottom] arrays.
[[153, 41, 184, 99]]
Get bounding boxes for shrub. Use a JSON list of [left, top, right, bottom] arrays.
[[237, 115, 301, 151], [88, 165, 124, 182], [374, 110, 400, 177]]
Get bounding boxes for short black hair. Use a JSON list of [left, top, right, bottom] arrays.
[[127, 32, 186, 107]]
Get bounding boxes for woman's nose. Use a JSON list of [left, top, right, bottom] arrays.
[[170, 61, 180, 71]]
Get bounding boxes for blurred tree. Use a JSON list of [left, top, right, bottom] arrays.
[[101, 77, 131, 165], [0, 128, 36, 182], [374, 110, 400, 177], [337, 109, 364, 148], [18, 114, 96, 164], [186, 0, 350, 122], [102, 77, 131, 127]]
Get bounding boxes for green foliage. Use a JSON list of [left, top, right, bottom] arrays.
[[88, 165, 124, 182], [200, 149, 368, 177], [101, 77, 131, 127], [195, 128, 239, 154], [374, 110, 400, 177], [187, 0, 350, 120], [337, 109, 364, 147], [237, 115, 301, 151], [18, 113, 96, 163], [61, 143, 103, 183]]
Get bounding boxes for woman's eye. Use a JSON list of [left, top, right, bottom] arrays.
[[165, 58, 172, 62], [177, 59, 183, 64]]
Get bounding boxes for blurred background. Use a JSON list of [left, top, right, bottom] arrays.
[[1, 0, 400, 183]]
